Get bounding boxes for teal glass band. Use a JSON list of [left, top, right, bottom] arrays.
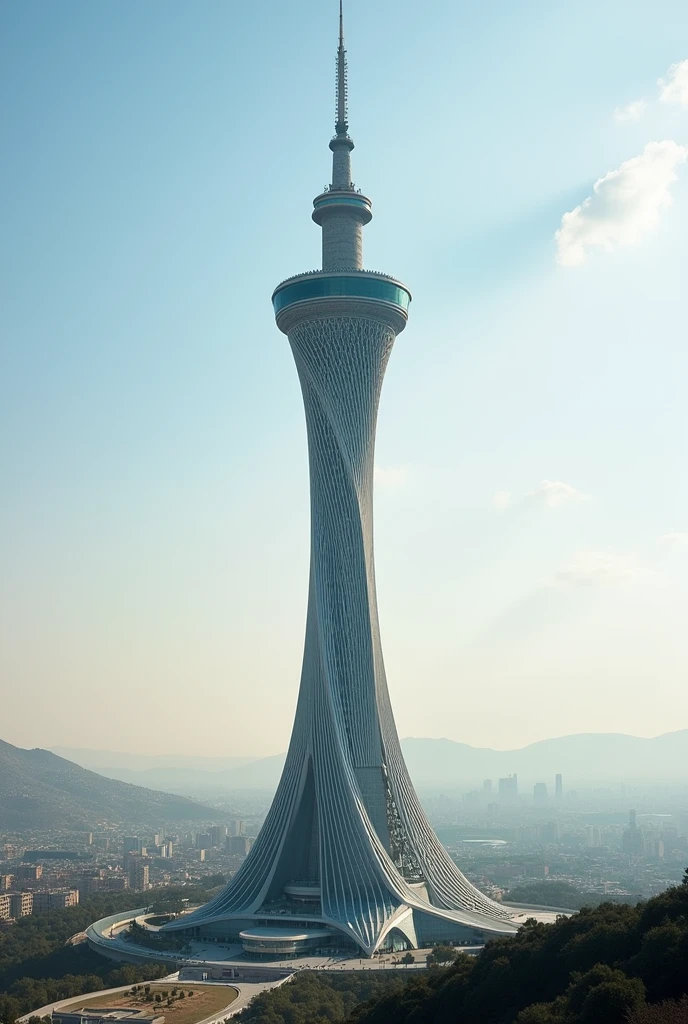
[[273, 275, 411, 315], [313, 196, 370, 211]]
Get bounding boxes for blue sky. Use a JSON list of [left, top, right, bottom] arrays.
[[2, 0, 687, 756]]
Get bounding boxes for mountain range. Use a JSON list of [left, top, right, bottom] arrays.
[[0, 738, 216, 828], [53, 729, 688, 796]]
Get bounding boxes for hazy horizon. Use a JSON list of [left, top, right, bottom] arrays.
[[2, 0, 688, 758], [5, 724, 687, 761]]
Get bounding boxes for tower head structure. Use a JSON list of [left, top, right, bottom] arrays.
[[310, 0, 372, 271], [163, 2, 516, 958], [272, 0, 410, 336]]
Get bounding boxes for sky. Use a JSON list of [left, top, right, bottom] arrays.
[[2, 0, 688, 758]]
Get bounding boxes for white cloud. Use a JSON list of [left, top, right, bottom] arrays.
[[492, 490, 513, 509], [659, 60, 688, 108], [660, 530, 688, 547], [614, 99, 647, 122], [374, 464, 409, 490], [551, 550, 642, 588], [527, 480, 590, 508], [555, 141, 688, 266]]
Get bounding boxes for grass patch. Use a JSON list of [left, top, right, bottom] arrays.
[[59, 984, 238, 1024]]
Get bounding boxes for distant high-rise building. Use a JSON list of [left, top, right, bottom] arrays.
[[195, 833, 212, 851], [105, 875, 129, 891], [227, 820, 244, 837], [9, 892, 33, 918], [77, 873, 102, 896], [482, 779, 492, 796], [498, 775, 518, 803], [123, 837, 141, 855], [209, 826, 226, 847], [622, 809, 644, 857], [586, 826, 602, 848], [18, 864, 42, 880], [555, 774, 563, 801], [226, 836, 253, 858], [0, 875, 14, 891], [533, 783, 548, 806], [127, 858, 150, 892], [33, 889, 80, 912]]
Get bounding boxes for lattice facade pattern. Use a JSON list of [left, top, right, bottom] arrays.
[[166, 317, 515, 953]]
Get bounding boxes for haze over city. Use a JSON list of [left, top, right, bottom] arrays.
[[2, 0, 688, 758], [2, 3, 688, 1021]]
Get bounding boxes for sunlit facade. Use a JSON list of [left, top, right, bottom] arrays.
[[163, 2, 517, 957]]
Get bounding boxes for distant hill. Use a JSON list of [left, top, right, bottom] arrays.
[[54, 730, 688, 796], [0, 738, 217, 828], [50, 747, 257, 774], [51, 747, 282, 794], [401, 730, 688, 789]]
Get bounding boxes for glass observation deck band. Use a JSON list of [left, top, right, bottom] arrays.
[[312, 191, 373, 225], [272, 272, 412, 316]]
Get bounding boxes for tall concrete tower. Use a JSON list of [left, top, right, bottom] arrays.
[[165, 3, 516, 957]]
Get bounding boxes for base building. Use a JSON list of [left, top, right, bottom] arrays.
[[163, 3, 518, 957]]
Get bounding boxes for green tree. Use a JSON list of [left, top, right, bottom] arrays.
[[514, 1004, 559, 1023], [579, 976, 645, 1023], [426, 944, 456, 966]]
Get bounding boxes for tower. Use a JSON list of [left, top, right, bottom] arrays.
[[163, 3, 516, 956]]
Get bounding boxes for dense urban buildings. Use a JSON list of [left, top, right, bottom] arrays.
[[161, 4, 518, 959]]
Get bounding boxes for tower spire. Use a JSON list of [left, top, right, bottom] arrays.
[[335, 0, 348, 135]]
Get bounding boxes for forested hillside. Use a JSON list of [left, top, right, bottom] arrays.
[[0, 739, 214, 828], [348, 873, 688, 1024], [0, 884, 220, 1023], [231, 875, 688, 1024]]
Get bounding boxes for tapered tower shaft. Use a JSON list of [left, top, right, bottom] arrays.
[[162, 2, 516, 958]]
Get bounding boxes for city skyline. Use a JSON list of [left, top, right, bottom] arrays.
[[2, 0, 688, 757]]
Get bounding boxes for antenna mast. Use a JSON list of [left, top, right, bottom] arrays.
[[335, 0, 349, 135]]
